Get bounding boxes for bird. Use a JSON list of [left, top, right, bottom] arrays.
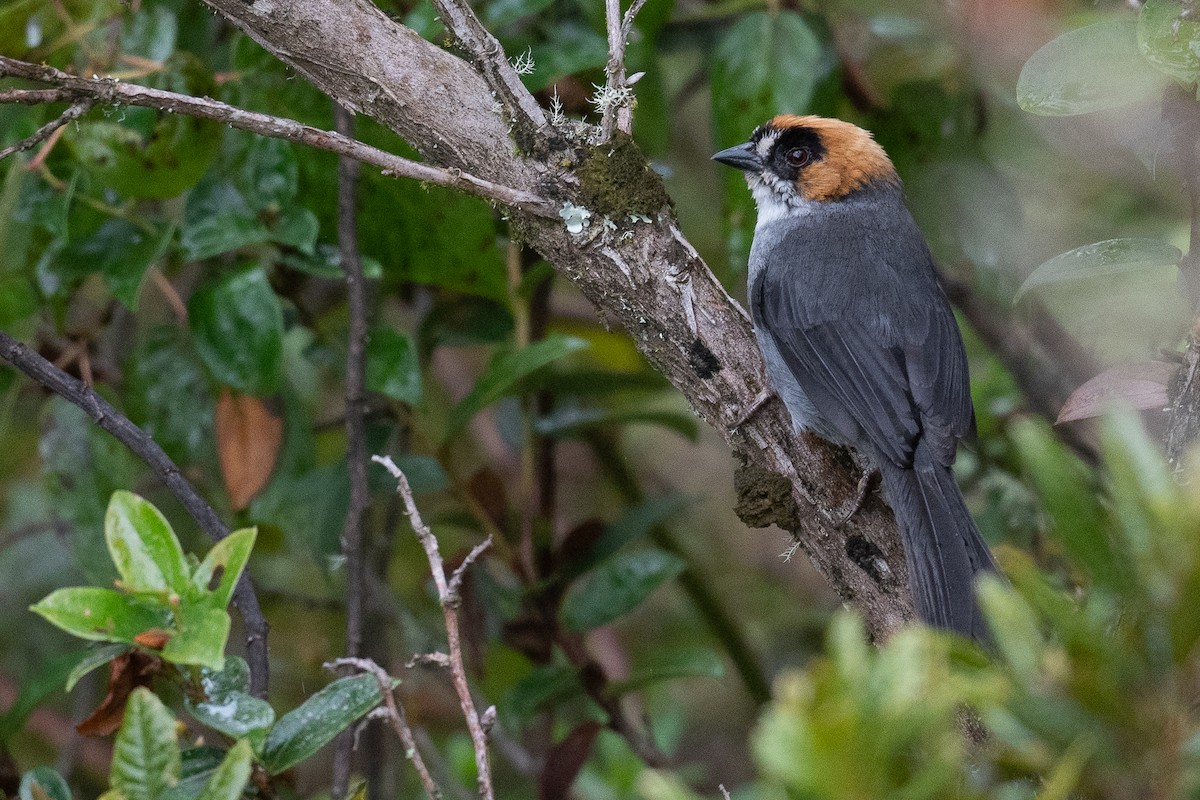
[[712, 114, 999, 640]]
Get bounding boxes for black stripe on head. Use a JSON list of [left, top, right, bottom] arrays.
[[767, 126, 826, 182]]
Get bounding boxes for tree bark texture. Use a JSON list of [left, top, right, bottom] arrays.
[[201, 0, 916, 639]]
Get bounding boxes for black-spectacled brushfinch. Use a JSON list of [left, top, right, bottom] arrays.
[[713, 115, 998, 640]]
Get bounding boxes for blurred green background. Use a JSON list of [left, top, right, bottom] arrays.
[[3, 0, 1200, 797]]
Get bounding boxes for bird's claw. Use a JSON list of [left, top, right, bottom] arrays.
[[834, 468, 877, 527], [733, 389, 774, 430]]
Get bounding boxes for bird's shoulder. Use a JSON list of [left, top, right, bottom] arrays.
[[749, 184, 940, 338]]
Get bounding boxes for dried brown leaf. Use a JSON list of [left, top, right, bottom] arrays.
[[1057, 361, 1175, 424], [538, 721, 602, 800], [76, 651, 162, 737], [215, 388, 283, 510]]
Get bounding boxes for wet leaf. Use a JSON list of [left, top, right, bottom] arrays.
[[105, 490, 190, 595], [260, 674, 384, 774], [110, 689, 180, 800], [18, 768, 70, 800], [189, 267, 284, 396], [31, 588, 171, 644], [1138, 0, 1200, 83], [1016, 238, 1182, 302], [365, 328, 421, 404], [1017, 19, 1167, 116], [561, 549, 684, 631]]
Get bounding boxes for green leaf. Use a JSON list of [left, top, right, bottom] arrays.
[[534, 406, 699, 442], [195, 741, 252, 800], [444, 335, 589, 442], [191, 528, 256, 608], [186, 659, 275, 745], [562, 494, 690, 580], [382, 454, 448, 493], [607, 646, 725, 696], [976, 575, 1043, 686], [1015, 239, 1182, 302], [260, 674, 384, 774], [66, 643, 133, 692], [1011, 418, 1129, 592], [525, 23, 609, 92], [1138, 0, 1200, 82], [163, 748, 226, 800], [270, 207, 319, 254], [710, 11, 825, 148], [40, 398, 139, 580], [366, 328, 422, 404], [112, 689, 181, 800], [189, 267, 284, 395], [503, 664, 583, 724], [126, 326, 216, 467], [54, 219, 174, 309], [31, 588, 171, 644], [160, 601, 231, 670], [281, 245, 383, 280], [66, 58, 220, 200], [561, 549, 685, 632], [1017, 18, 1167, 116], [181, 182, 268, 261], [19, 768, 72, 800], [106, 491, 191, 595], [0, 275, 38, 327]]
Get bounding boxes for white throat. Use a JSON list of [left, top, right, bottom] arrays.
[[747, 172, 814, 231]]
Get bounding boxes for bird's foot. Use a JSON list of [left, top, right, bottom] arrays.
[[834, 468, 877, 527], [732, 389, 774, 431]]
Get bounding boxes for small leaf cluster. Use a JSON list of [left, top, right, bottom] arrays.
[[750, 414, 1200, 800], [31, 491, 254, 671]]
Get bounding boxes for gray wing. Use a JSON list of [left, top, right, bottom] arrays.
[[751, 214, 972, 469]]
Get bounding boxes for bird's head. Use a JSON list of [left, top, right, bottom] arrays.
[[712, 116, 898, 216]]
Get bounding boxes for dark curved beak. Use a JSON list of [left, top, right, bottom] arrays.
[[711, 141, 762, 172]]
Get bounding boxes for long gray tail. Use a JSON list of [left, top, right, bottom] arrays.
[[879, 442, 998, 641]]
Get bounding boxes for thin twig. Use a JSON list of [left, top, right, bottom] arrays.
[[600, 0, 647, 137], [332, 101, 370, 800], [326, 658, 442, 800], [0, 330, 271, 698], [0, 100, 92, 161], [0, 56, 557, 217], [424, 0, 546, 137], [372, 455, 496, 800]]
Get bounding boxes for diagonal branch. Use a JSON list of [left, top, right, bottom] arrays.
[[425, 0, 547, 139], [0, 56, 557, 217], [0, 331, 271, 698], [0, 100, 92, 161]]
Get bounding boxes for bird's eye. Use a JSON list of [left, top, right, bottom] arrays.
[[784, 147, 811, 168]]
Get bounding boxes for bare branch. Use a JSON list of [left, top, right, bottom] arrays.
[[425, 0, 547, 137], [600, 0, 648, 137], [326, 658, 442, 800], [372, 455, 495, 800], [332, 101, 370, 800], [0, 100, 92, 162], [448, 537, 494, 597], [0, 56, 557, 217], [0, 330, 271, 697]]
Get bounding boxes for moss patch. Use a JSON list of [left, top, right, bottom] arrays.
[[575, 133, 672, 217]]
